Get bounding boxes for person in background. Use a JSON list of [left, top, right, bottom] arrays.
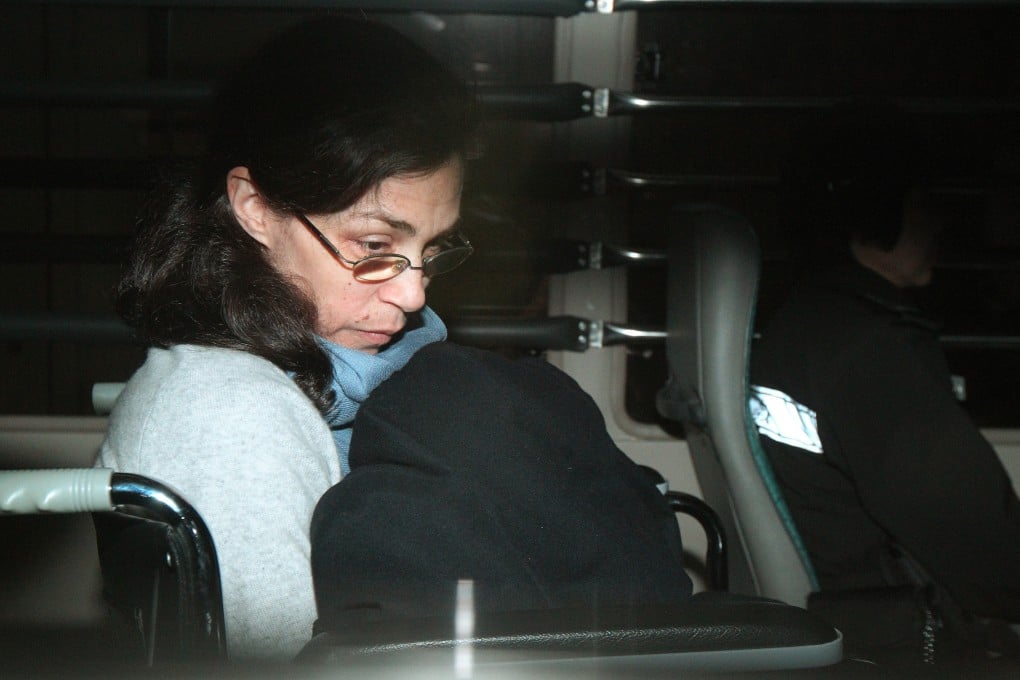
[[750, 104, 1020, 659], [95, 16, 475, 659]]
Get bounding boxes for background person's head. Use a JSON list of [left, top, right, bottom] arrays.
[[118, 16, 476, 412], [782, 101, 942, 287], [849, 185, 943, 288]]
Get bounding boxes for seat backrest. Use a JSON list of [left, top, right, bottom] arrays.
[[656, 203, 817, 607]]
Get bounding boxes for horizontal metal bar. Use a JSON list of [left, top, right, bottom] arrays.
[[759, 248, 1020, 271], [589, 320, 667, 348], [0, 312, 599, 351], [940, 335, 1020, 350], [4, 312, 1019, 352], [606, 91, 1020, 117], [607, 91, 837, 116], [2, 0, 1012, 9], [466, 240, 601, 273], [606, 169, 779, 190], [4, 234, 1019, 275], [0, 0, 590, 14], [0, 232, 660, 272], [605, 169, 1008, 196], [1, 158, 747, 193], [479, 83, 596, 122], [0, 158, 169, 191], [0, 234, 128, 263], [4, 158, 1004, 202], [447, 316, 592, 351], [937, 253, 1020, 271], [613, 0, 1015, 7], [0, 233, 600, 271], [0, 80, 213, 108], [1, 158, 595, 193], [5, 80, 1019, 122], [591, 242, 667, 269], [0, 313, 135, 343], [0, 81, 597, 119]]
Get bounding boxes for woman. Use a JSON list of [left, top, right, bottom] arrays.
[[96, 17, 475, 660]]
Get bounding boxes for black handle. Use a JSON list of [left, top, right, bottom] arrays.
[[479, 83, 595, 122], [447, 316, 590, 351]]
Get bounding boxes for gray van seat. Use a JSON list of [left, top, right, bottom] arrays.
[[656, 203, 817, 607]]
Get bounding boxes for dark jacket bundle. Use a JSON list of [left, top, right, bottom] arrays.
[[311, 343, 692, 631]]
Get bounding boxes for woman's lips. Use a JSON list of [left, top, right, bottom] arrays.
[[358, 329, 398, 346]]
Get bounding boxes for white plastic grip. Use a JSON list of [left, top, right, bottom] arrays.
[[92, 382, 126, 416], [0, 468, 114, 514]]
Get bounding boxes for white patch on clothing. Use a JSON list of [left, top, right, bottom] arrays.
[[749, 385, 824, 454]]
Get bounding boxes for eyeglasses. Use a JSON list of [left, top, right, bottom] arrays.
[[296, 214, 473, 283]]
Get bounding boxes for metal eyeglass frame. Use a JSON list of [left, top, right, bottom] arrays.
[[296, 213, 473, 283]]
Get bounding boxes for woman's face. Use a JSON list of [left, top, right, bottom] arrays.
[[266, 159, 463, 353]]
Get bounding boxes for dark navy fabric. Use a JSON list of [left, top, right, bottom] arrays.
[[753, 260, 1020, 623], [311, 343, 692, 630]]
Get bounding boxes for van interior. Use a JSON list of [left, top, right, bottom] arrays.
[[2, 0, 1019, 676]]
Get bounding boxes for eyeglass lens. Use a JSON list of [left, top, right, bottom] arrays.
[[423, 247, 473, 277], [353, 247, 472, 282], [353, 257, 409, 282]]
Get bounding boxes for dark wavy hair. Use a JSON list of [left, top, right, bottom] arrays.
[[117, 17, 476, 414]]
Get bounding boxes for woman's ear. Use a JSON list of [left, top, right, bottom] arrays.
[[227, 167, 276, 248]]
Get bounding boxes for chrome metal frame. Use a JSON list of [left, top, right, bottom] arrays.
[[108, 473, 226, 662]]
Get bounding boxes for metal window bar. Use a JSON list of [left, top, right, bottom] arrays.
[[0, 81, 598, 121], [2, 311, 1018, 353], [0, 1, 592, 14], [3, 232, 1016, 273], [0, 156, 1006, 203], [0, 234, 669, 271], [1, 0, 1015, 11], [3, 80, 1018, 121]]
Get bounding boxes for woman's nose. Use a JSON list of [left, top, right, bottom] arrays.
[[378, 268, 427, 312]]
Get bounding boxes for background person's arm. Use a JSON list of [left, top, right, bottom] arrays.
[[831, 330, 1020, 622]]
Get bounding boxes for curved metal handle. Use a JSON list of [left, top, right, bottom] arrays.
[[666, 490, 729, 592], [109, 472, 227, 660]]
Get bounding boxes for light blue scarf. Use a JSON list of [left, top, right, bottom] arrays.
[[319, 306, 447, 475]]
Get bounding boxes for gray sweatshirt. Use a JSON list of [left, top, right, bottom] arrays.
[[97, 345, 341, 660]]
